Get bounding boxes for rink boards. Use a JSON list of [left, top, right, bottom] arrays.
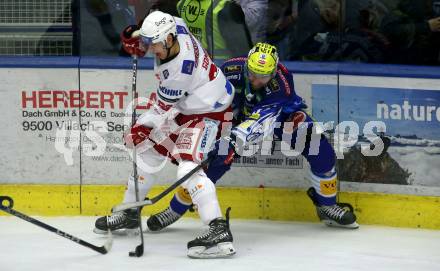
[[1, 184, 439, 230], [0, 57, 439, 229]]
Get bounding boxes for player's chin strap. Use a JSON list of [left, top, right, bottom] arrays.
[[163, 35, 177, 59], [165, 43, 171, 59]]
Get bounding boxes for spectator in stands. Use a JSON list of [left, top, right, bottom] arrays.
[[288, 0, 390, 63], [234, 0, 268, 43], [83, 0, 135, 55], [381, 0, 440, 65], [124, 0, 253, 60], [267, 0, 298, 60], [176, 0, 253, 59]]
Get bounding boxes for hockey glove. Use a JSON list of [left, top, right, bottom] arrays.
[[124, 124, 152, 148], [121, 25, 146, 57], [208, 134, 242, 165]]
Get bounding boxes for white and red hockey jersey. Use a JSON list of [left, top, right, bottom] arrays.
[[137, 17, 234, 130], [154, 18, 233, 114]]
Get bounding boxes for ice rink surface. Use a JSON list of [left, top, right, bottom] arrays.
[[1, 216, 439, 271]]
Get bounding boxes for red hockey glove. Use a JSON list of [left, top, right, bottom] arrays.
[[124, 124, 152, 148], [121, 25, 146, 57]]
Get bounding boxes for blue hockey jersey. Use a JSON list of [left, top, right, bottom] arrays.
[[220, 57, 306, 143]]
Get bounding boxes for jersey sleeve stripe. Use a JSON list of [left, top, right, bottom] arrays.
[[277, 70, 291, 96], [223, 57, 247, 65], [157, 91, 180, 104]]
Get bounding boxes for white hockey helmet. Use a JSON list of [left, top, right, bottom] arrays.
[[140, 11, 177, 46]]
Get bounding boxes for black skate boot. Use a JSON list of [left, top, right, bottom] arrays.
[[94, 208, 140, 234], [146, 207, 182, 232], [307, 187, 359, 229], [187, 207, 236, 259]]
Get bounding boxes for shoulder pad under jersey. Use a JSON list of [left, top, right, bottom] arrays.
[[221, 57, 247, 84]]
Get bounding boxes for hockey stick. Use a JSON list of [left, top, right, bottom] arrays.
[[112, 154, 215, 213], [0, 196, 112, 254], [128, 55, 144, 257]]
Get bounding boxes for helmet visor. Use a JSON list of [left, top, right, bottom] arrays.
[[140, 35, 154, 46], [247, 68, 273, 79], [247, 69, 272, 88]]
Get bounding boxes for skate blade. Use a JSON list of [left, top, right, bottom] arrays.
[[93, 227, 140, 236], [187, 242, 236, 259], [323, 220, 360, 229]]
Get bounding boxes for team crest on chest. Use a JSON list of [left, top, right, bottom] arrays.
[[163, 69, 169, 80], [224, 65, 242, 74]]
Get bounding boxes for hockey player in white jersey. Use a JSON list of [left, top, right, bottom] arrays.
[[94, 11, 236, 259]]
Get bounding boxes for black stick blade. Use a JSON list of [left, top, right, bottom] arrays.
[[129, 244, 144, 257]]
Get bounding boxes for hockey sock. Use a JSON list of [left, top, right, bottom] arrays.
[[310, 168, 337, 206], [123, 173, 156, 203], [186, 176, 222, 224], [169, 187, 193, 215]]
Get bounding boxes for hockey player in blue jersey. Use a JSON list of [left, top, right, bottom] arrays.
[[147, 42, 359, 231]]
